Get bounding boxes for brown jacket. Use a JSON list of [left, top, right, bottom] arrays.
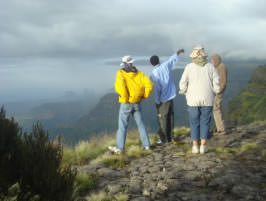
[[211, 54, 227, 94]]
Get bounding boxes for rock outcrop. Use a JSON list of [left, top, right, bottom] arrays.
[[78, 121, 266, 201]]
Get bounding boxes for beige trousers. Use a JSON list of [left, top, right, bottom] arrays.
[[213, 93, 225, 132]]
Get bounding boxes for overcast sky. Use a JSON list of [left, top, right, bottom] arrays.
[[0, 0, 266, 103], [0, 0, 265, 60]]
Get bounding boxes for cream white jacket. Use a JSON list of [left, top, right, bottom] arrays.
[[179, 62, 220, 106]]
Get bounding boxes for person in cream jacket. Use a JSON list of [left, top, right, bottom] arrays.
[[179, 46, 220, 154]]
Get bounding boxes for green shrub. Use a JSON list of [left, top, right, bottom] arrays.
[[17, 124, 77, 201], [1, 108, 77, 201], [61, 146, 76, 167], [0, 107, 23, 198]]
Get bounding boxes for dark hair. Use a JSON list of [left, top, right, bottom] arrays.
[[150, 55, 159, 66]]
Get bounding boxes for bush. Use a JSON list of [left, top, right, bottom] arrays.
[[0, 107, 77, 201], [0, 107, 23, 198], [18, 124, 77, 201]]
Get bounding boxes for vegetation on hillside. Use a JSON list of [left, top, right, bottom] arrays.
[[226, 65, 266, 125], [0, 107, 76, 201]]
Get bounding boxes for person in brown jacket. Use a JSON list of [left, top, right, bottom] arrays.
[[211, 54, 227, 135]]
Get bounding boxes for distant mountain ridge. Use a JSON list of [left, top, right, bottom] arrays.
[[52, 62, 258, 144]]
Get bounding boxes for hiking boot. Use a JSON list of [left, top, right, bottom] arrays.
[[108, 146, 122, 154], [213, 131, 226, 136], [192, 145, 199, 154], [200, 145, 208, 154]]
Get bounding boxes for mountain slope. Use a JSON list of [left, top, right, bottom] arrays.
[[226, 65, 266, 125]]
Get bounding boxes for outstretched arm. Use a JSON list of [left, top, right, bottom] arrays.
[[162, 49, 185, 71]]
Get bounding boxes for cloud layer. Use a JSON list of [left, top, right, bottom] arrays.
[[0, 0, 265, 60]]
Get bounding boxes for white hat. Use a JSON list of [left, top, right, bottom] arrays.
[[120, 56, 135, 66], [189, 45, 207, 58]]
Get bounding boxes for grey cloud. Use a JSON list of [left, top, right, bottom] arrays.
[[0, 0, 265, 60]]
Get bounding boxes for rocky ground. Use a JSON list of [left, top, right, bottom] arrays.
[[78, 122, 266, 201]]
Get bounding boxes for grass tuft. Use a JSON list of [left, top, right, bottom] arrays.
[[62, 135, 116, 166], [240, 143, 261, 153], [73, 172, 98, 197], [215, 147, 238, 154], [173, 127, 190, 138], [92, 155, 129, 168], [86, 192, 112, 201], [127, 145, 152, 158], [261, 149, 266, 157], [114, 193, 129, 201]]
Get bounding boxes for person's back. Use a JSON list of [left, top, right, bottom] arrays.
[[211, 54, 227, 135], [179, 46, 220, 155], [181, 62, 220, 106], [109, 56, 153, 154], [150, 49, 184, 143], [150, 54, 179, 104], [115, 68, 153, 103]]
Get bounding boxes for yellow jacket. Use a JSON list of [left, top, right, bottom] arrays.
[[115, 69, 153, 103]]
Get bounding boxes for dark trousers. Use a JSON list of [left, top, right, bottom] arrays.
[[156, 100, 174, 143]]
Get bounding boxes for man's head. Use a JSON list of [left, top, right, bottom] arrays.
[[211, 54, 222, 67], [150, 55, 160, 66]]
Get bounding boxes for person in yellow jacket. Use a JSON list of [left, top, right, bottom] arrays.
[[109, 56, 153, 154]]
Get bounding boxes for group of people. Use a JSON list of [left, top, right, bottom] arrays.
[[108, 46, 227, 154]]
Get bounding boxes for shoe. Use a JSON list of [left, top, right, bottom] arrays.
[[144, 146, 150, 150], [192, 146, 199, 154], [156, 140, 163, 145], [200, 145, 208, 154], [108, 146, 122, 154]]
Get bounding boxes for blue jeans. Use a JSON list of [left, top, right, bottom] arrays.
[[188, 106, 213, 141], [116, 103, 150, 150]]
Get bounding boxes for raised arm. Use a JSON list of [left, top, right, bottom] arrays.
[[161, 49, 184, 71]]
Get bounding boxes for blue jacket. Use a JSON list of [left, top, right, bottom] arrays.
[[150, 54, 179, 104]]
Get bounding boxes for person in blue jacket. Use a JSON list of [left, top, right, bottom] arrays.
[[150, 49, 184, 144]]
